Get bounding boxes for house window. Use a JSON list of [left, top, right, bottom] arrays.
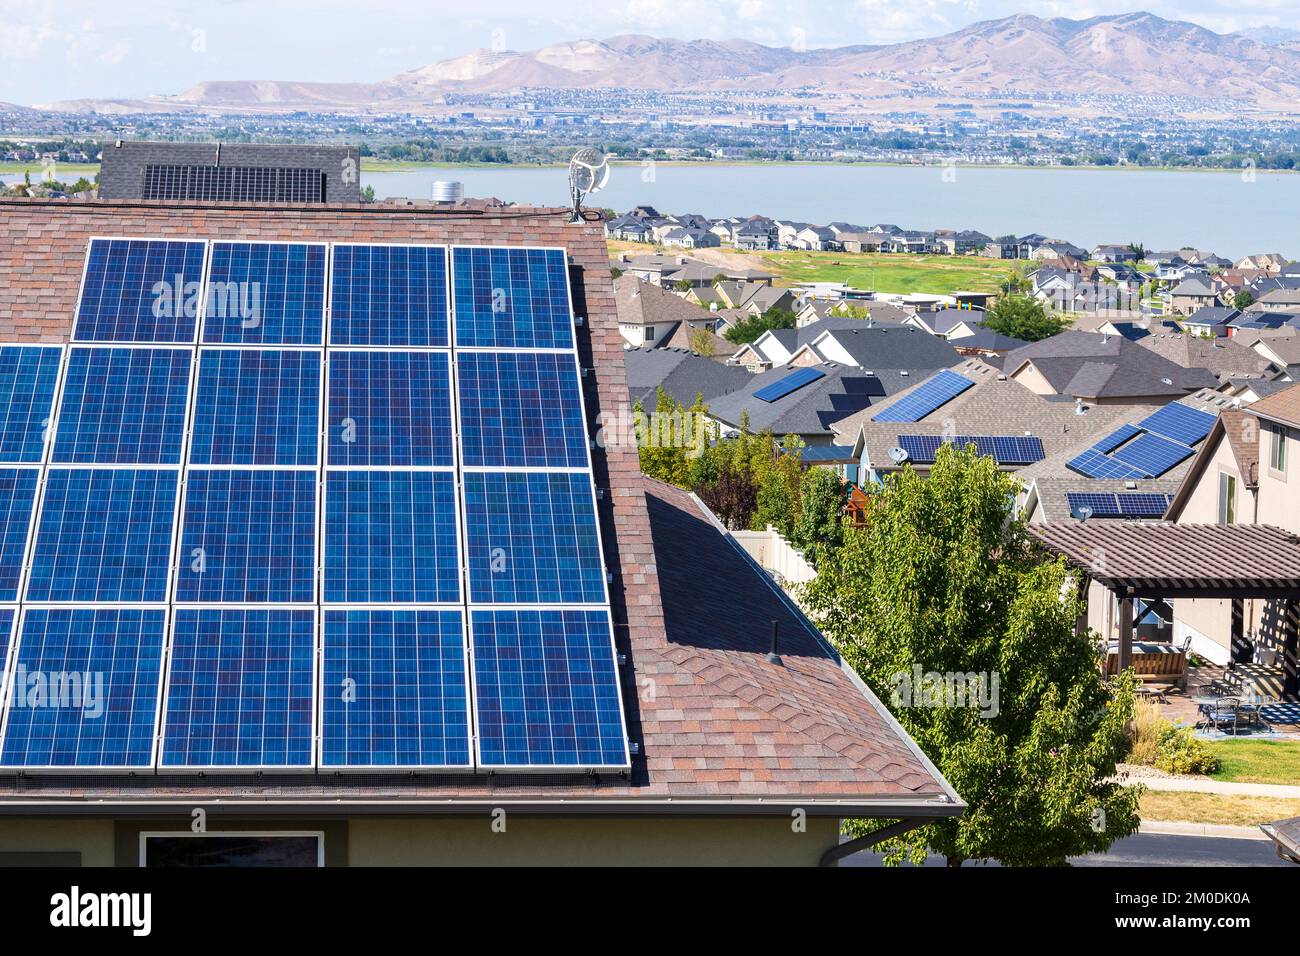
[[1270, 426, 1287, 475], [643, 326, 655, 343], [1218, 472, 1236, 524], [139, 831, 324, 867]]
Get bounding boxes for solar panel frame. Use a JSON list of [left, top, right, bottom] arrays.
[[1089, 423, 1143, 455], [0, 607, 168, 771], [467, 607, 630, 772], [0, 345, 64, 464], [870, 369, 976, 423], [1115, 492, 1175, 518], [327, 243, 450, 348], [72, 237, 209, 344], [1112, 432, 1195, 477], [896, 434, 1045, 465], [450, 245, 575, 350], [318, 607, 473, 771], [51, 344, 194, 465], [1137, 402, 1217, 446], [200, 240, 328, 346], [1065, 448, 1149, 481], [325, 348, 455, 468], [188, 346, 322, 467], [753, 367, 826, 403]]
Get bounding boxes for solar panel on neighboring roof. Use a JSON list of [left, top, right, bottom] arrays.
[[1089, 423, 1142, 455], [463, 471, 606, 604], [753, 366, 826, 403], [174, 470, 317, 603], [1065, 448, 1149, 481], [52, 347, 192, 464], [25, 468, 178, 602], [329, 245, 449, 347], [452, 246, 574, 349], [202, 242, 326, 345], [0, 346, 62, 463], [73, 238, 207, 343], [1066, 492, 1121, 518], [0, 469, 38, 601], [1066, 491, 1173, 519], [871, 369, 975, 422], [457, 351, 588, 469], [320, 609, 471, 769], [327, 350, 453, 467], [471, 609, 629, 770], [190, 348, 321, 466], [323, 470, 460, 604], [897, 434, 1045, 465], [141, 164, 324, 203], [1137, 403, 1216, 446], [1116, 493, 1174, 517], [0, 608, 165, 769], [1112, 432, 1195, 477], [160, 609, 316, 769]]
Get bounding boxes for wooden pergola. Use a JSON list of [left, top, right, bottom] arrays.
[[1029, 522, 1300, 700]]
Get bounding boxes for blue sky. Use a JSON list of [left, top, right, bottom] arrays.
[[2, 0, 1299, 105]]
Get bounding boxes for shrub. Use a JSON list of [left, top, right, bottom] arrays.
[[1128, 698, 1164, 765], [1154, 725, 1221, 775]]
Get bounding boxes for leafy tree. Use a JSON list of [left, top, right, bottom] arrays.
[[803, 446, 1140, 866], [985, 294, 1068, 342], [687, 327, 717, 358], [723, 307, 798, 345], [673, 279, 693, 293], [791, 468, 849, 567], [633, 388, 696, 488], [1234, 290, 1255, 310]]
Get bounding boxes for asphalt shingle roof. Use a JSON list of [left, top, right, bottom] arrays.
[[1004, 331, 1219, 399]]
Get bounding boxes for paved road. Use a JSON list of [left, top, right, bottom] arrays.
[[841, 833, 1289, 867]]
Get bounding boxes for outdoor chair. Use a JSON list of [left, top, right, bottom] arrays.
[[1206, 697, 1241, 735]]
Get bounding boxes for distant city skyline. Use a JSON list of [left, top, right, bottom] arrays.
[[3, 0, 1300, 106]]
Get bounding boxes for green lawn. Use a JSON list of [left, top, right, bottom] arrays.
[[0, 162, 98, 179], [755, 250, 1009, 294], [1207, 739, 1300, 786]]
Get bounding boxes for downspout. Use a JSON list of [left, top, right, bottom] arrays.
[[819, 817, 930, 867]]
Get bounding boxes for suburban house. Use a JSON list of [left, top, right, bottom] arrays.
[[1003, 331, 1221, 404], [0, 196, 961, 866], [1168, 277, 1222, 315], [706, 362, 884, 446], [1254, 288, 1300, 313], [1176, 306, 1239, 337], [615, 275, 723, 348], [904, 307, 986, 341], [1091, 243, 1137, 263], [623, 346, 754, 408], [1134, 330, 1280, 384]]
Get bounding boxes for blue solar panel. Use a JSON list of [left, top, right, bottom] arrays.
[[26, 468, 178, 602], [1116, 493, 1174, 517], [323, 471, 460, 603], [1066, 492, 1121, 518], [160, 609, 315, 769], [0, 608, 165, 769], [452, 247, 574, 349], [1089, 423, 1143, 455], [871, 369, 975, 422], [320, 609, 471, 768], [0, 346, 62, 463], [1112, 432, 1195, 477], [471, 609, 628, 769], [898, 434, 1045, 465], [1065, 448, 1148, 480], [1137, 403, 1216, 446], [52, 347, 191, 465], [175, 470, 317, 603], [0, 469, 38, 601], [327, 350, 453, 467], [74, 239, 206, 343], [202, 242, 326, 345], [329, 244, 449, 347], [457, 351, 588, 468], [189, 348, 321, 466], [464, 471, 605, 604], [754, 367, 826, 403]]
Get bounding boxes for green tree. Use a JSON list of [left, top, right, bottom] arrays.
[[634, 388, 694, 488], [985, 294, 1068, 342], [1234, 290, 1255, 310], [790, 468, 848, 567], [688, 327, 716, 358], [803, 446, 1140, 866], [723, 307, 798, 345]]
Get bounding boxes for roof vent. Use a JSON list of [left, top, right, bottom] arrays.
[[1124, 481, 1137, 490], [1161, 377, 1173, 386], [1075, 397, 1086, 415], [997, 373, 1007, 381], [431, 180, 464, 204]]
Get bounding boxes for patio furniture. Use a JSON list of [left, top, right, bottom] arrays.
[[1104, 641, 1187, 688], [1205, 697, 1241, 735]]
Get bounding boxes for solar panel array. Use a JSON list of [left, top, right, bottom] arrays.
[[141, 164, 325, 203], [1067, 402, 1216, 480], [871, 369, 975, 422], [1066, 492, 1174, 520], [0, 238, 629, 774], [753, 367, 826, 403], [897, 434, 1045, 465]]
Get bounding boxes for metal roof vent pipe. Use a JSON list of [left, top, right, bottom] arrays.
[[767, 620, 783, 666], [432, 180, 464, 204]]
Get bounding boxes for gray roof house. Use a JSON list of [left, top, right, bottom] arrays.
[[623, 346, 755, 408], [707, 363, 885, 443]]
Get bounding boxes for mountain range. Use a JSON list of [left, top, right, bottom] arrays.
[[37, 12, 1300, 114]]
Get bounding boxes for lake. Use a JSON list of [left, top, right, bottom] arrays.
[[364, 163, 1300, 259]]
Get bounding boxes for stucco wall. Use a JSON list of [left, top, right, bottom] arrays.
[[0, 819, 115, 866]]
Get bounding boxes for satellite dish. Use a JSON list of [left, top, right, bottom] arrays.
[[888, 446, 910, 464], [1074, 505, 1094, 521], [568, 148, 610, 223]]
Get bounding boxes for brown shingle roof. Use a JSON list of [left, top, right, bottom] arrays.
[[0, 198, 956, 815], [1248, 379, 1300, 428]]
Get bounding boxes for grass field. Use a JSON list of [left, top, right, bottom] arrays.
[[1207, 740, 1300, 786], [0, 162, 98, 179], [1139, 790, 1300, 827]]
